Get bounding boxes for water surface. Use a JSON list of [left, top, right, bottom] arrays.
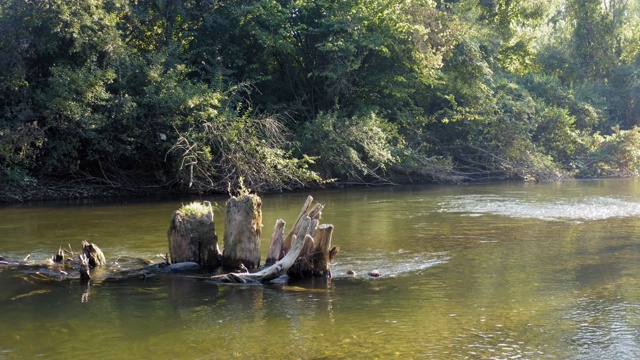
[[2, 179, 640, 359]]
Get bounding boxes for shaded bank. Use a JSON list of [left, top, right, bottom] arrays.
[[0, 181, 160, 203], [0, 173, 630, 204]]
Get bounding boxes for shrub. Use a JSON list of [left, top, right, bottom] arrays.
[[298, 111, 398, 184], [584, 127, 640, 176]]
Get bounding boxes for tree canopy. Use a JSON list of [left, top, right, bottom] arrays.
[[1, 0, 640, 198]]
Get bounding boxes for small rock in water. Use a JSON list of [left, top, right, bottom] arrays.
[[367, 270, 381, 278], [346, 269, 357, 276]]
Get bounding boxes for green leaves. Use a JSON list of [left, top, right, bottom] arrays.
[[587, 128, 640, 177], [170, 104, 321, 192], [298, 111, 399, 184], [2, 0, 640, 195]]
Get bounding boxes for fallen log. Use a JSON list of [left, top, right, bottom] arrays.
[[210, 233, 310, 284]]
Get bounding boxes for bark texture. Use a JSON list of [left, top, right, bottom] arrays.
[[167, 201, 221, 268], [222, 194, 262, 270]]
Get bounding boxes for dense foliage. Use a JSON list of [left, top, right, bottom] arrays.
[[1, 0, 640, 197]]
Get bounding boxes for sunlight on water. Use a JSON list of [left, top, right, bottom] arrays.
[[439, 194, 640, 221], [3, 180, 640, 359]]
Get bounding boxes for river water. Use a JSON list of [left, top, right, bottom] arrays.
[[2, 179, 640, 359]]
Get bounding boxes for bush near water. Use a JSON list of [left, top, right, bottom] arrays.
[[2, 0, 640, 199]]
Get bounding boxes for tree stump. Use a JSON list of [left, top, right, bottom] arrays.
[[79, 254, 91, 284], [222, 193, 262, 270], [167, 201, 221, 269], [281, 196, 323, 254], [287, 224, 338, 278], [82, 240, 106, 267], [277, 195, 339, 278]]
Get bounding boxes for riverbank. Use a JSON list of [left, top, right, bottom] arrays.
[[0, 174, 616, 204], [0, 182, 158, 204], [0, 179, 319, 204]]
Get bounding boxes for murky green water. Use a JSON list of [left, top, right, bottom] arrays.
[[2, 179, 640, 359]]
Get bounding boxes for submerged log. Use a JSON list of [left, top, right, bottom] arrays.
[[168, 201, 221, 269], [222, 193, 262, 270]]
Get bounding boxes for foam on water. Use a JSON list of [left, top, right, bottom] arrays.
[[332, 250, 450, 278], [438, 194, 640, 221]]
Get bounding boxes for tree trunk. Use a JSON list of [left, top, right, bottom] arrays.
[[167, 201, 221, 269], [222, 193, 262, 270]]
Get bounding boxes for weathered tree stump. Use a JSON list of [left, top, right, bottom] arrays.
[[82, 240, 106, 267], [288, 224, 338, 278], [274, 195, 339, 278], [222, 193, 262, 270], [168, 201, 221, 269], [281, 196, 324, 255]]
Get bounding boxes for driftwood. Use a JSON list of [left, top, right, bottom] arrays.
[[281, 196, 323, 254], [161, 195, 338, 284], [265, 219, 285, 267], [211, 195, 338, 283], [211, 233, 310, 284]]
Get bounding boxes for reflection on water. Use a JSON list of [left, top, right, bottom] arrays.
[[2, 179, 640, 358]]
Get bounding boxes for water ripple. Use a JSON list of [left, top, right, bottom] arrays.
[[566, 298, 640, 359], [331, 251, 449, 279], [438, 195, 640, 221]]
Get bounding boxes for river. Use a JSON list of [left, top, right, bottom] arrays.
[[1, 179, 640, 359]]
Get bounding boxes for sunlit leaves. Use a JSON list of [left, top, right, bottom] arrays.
[[298, 111, 399, 183], [170, 106, 321, 192], [587, 127, 640, 176]]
